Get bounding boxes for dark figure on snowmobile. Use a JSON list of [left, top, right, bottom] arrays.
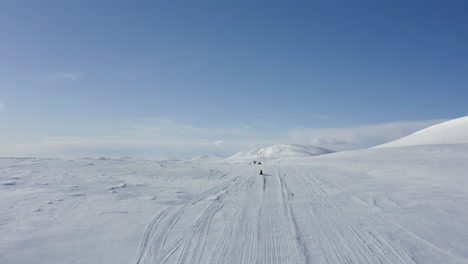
[[259, 170, 263, 175]]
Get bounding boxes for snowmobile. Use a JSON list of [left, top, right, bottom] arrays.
[[259, 170, 263, 175]]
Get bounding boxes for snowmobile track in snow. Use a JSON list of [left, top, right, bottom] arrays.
[[135, 174, 242, 264], [284, 166, 416, 263], [134, 164, 464, 264], [210, 169, 305, 264]]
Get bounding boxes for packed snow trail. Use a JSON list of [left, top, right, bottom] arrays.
[[210, 167, 305, 264], [135, 164, 466, 264], [135, 166, 305, 264], [281, 166, 416, 263]]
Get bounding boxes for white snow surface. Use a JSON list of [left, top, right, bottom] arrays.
[[1, 144, 468, 263], [190, 155, 225, 162], [227, 144, 334, 161], [375, 116, 468, 148]]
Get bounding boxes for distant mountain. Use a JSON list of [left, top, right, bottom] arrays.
[[227, 144, 334, 161], [190, 155, 225, 162], [374, 116, 468, 148]]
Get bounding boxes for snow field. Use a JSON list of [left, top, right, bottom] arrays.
[[1, 142, 468, 263]]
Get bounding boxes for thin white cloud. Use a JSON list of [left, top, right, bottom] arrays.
[[213, 140, 224, 146], [125, 119, 257, 140], [0, 120, 277, 159], [0, 118, 450, 159], [2, 137, 199, 159], [1, 136, 251, 159], [288, 119, 448, 150], [47, 72, 84, 80]]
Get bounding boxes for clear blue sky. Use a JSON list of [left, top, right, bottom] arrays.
[[1, 0, 467, 158]]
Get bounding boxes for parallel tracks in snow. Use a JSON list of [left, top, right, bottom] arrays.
[[134, 166, 306, 264], [282, 166, 416, 264], [135, 174, 242, 264], [135, 164, 461, 263], [211, 169, 305, 264]]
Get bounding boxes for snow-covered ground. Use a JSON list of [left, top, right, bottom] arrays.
[[227, 144, 334, 161], [1, 117, 468, 263], [0, 158, 247, 264]]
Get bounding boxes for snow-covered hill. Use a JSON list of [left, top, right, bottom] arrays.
[[190, 155, 224, 162], [226, 144, 334, 161], [2, 142, 468, 263], [375, 116, 468, 148]]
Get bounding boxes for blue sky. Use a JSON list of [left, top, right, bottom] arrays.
[[1, 0, 467, 158]]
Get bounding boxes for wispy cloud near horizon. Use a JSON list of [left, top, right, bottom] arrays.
[[289, 119, 448, 150], [0, 118, 451, 159], [46, 72, 84, 80], [213, 140, 224, 146]]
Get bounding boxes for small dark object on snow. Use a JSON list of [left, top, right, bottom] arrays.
[[259, 170, 263, 175], [253, 161, 257, 165], [258, 162, 262, 165]]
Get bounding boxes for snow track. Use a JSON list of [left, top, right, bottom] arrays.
[[135, 164, 465, 264], [3, 146, 468, 264], [135, 175, 242, 264], [211, 169, 305, 264], [283, 166, 416, 263]]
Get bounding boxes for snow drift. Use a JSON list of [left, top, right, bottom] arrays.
[[226, 144, 334, 161], [374, 116, 468, 148]]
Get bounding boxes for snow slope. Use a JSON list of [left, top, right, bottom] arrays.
[[1, 143, 468, 263], [226, 144, 334, 161], [375, 116, 468, 148], [190, 155, 224, 162]]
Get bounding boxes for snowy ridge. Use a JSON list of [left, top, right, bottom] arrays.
[[374, 116, 468, 148], [190, 155, 224, 162], [226, 144, 334, 161]]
